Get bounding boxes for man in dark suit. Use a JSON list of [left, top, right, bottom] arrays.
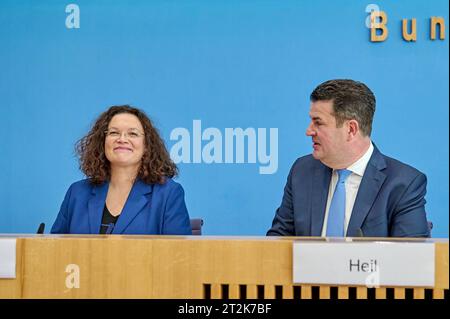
[[267, 79, 429, 237]]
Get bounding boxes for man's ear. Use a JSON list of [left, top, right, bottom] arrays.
[[347, 120, 359, 140]]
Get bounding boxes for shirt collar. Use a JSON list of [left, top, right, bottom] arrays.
[[346, 142, 374, 177]]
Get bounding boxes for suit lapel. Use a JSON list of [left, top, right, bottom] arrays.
[[88, 182, 109, 234], [346, 146, 387, 236], [113, 179, 153, 234], [310, 164, 332, 236]]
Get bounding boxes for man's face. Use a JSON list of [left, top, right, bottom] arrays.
[[305, 100, 349, 168]]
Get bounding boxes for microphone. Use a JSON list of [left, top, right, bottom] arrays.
[[37, 223, 45, 234]]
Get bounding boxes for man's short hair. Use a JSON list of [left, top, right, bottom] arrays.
[[310, 79, 376, 136]]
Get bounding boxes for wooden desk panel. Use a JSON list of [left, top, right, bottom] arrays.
[[0, 235, 448, 299]]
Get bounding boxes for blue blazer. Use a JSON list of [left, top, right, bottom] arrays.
[[267, 145, 430, 237], [51, 178, 192, 235]]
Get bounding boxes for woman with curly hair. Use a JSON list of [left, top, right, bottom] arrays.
[[51, 105, 192, 235]]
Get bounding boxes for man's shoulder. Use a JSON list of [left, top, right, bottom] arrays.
[[286, 154, 326, 179], [377, 151, 425, 179], [291, 154, 322, 171]]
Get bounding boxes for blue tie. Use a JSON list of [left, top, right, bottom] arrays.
[[326, 169, 352, 237]]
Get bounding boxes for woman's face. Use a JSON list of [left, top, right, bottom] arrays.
[[104, 113, 145, 169]]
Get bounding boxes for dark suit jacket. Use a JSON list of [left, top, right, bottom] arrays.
[[267, 146, 430, 237], [51, 178, 192, 235]]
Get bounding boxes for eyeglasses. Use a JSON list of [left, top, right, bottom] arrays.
[[104, 129, 144, 140]]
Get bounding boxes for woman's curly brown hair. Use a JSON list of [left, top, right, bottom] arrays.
[[76, 105, 178, 185]]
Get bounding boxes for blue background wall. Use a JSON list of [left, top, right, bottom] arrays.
[[0, 0, 448, 237]]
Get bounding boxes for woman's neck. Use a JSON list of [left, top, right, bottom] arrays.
[[109, 165, 139, 188]]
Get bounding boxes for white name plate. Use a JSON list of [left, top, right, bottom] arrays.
[[293, 241, 435, 287], [0, 239, 16, 278]]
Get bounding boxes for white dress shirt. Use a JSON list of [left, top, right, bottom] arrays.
[[321, 142, 374, 237]]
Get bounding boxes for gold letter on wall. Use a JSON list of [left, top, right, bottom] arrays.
[[402, 18, 417, 41], [370, 11, 388, 42], [431, 17, 446, 40]]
